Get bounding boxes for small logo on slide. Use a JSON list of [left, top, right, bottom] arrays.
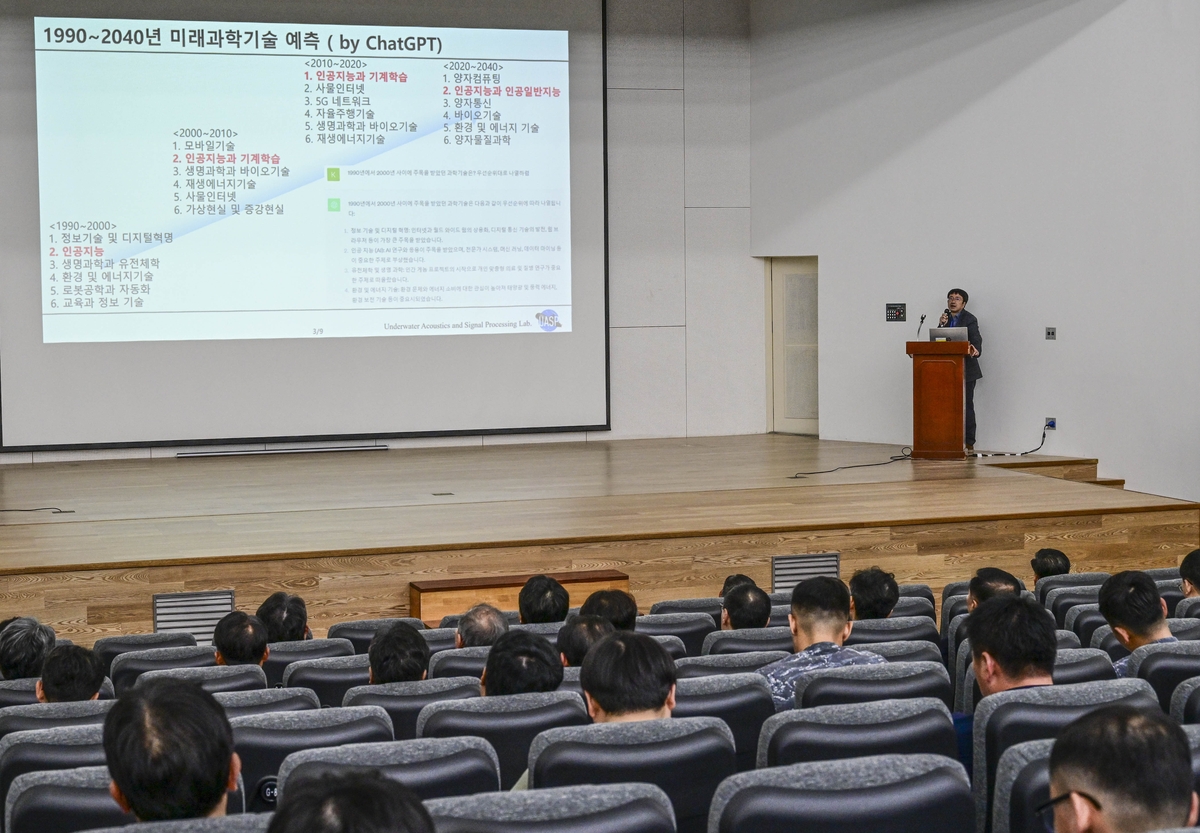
[[536, 310, 561, 331], [327, 198, 341, 212], [327, 168, 340, 181]]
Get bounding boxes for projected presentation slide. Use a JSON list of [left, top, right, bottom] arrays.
[[35, 18, 572, 343]]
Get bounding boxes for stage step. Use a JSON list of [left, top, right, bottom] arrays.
[[1088, 477, 1126, 489], [989, 457, 1098, 482]]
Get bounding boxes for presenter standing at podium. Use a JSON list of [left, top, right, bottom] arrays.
[[938, 288, 982, 452]]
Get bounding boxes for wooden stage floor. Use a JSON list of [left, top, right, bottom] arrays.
[[0, 434, 1194, 642]]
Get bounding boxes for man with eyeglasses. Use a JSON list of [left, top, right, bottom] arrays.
[[1041, 704, 1197, 832], [937, 288, 982, 452]]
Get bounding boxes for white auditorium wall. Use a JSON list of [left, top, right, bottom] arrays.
[[751, 0, 1200, 501]]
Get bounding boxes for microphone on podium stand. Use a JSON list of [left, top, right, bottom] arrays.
[[916, 314, 926, 338]]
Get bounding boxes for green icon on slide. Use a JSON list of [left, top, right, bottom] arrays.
[[327, 168, 340, 181], [328, 198, 341, 212]]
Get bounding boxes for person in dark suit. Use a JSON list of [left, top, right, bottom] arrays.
[[938, 288, 982, 451]]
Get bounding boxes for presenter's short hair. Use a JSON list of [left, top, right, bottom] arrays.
[[483, 630, 562, 696], [849, 566, 900, 620], [518, 575, 569, 624], [948, 287, 969, 303], [256, 592, 308, 643], [1031, 548, 1071, 581], [40, 645, 105, 702], [212, 612, 268, 665], [368, 621, 430, 684], [723, 584, 771, 629], [790, 576, 851, 630], [457, 604, 509, 648], [1099, 571, 1165, 637], [580, 631, 676, 716], [579, 589, 638, 632], [557, 614, 614, 667]]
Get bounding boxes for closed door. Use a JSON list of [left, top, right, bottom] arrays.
[[770, 257, 818, 435]]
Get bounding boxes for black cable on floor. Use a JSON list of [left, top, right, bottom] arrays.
[[0, 507, 74, 514], [790, 448, 913, 479]]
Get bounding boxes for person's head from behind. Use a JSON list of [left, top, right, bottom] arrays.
[[368, 621, 430, 684], [720, 574, 756, 597], [480, 630, 562, 696], [721, 583, 771, 630], [579, 589, 638, 632], [518, 574, 569, 624], [848, 566, 899, 620], [212, 611, 269, 666], [967, 567, 1022, 611], [967, 594, 1056, 698], [267, 769, 433, 833], [0, 617, 55, 680], [104, 679, 240, 820], [455, 603, 509, 649], [579, 631, 676, 723], [1180, 549, 1200, 598], [1048, 705, 1198, 833], [1031, 548, 1071, 583], [788, 576, 852, 651], [37, 645, 105, 703], [1099, 571, 1170, 651], [255, 592, 310, 643], [556, 614, 614, 667]]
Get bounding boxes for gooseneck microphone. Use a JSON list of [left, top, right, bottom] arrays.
[[916, 314, 926, 338]]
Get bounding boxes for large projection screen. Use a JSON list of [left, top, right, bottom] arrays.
[[0, 1, 607, 449]]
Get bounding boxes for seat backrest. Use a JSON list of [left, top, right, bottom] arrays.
[[277, 737, 500, 803], [0, 702, 113, 745], [428, 647, 490, 680], [416, 691, 589, 790], [557, 667, 582, 698], [768, 591, 791, 606], [651, 635, 686, 661], [326, 619, 426, 654], [1171, 676, 1200, 724], [796, 661, 953, 710], [899, 583, 936, 607], [109, 646, 216, 695], [991, 738, 1054, 833], [1034, 573, 1111, 605], [0, 685, 38, 711], [213, 688, 320, 720], [1045, 585, 1102, 628], [424, 783, 676, 833], [230, 705, 393, 812], [1056, 630, 1081, 649], [634, 614, 716, 657], [856, 640, 943, 665], [766, 605, 790, 627], [343, 678, 481, 740], [418, 627, 460, 655], [758, 697, 957, 769], [1066, 605, 1108, 649], [1129, 640, 1200, 711], [509, 623, 567, 638], [86, 817, 269, 833], [710, 753, 973, 833], [941, 595, 968, 637], [702, 627, 793, 656], [136, 664, 267, 694], [947, 613, 970, 675], [438, 611, 521, 629], [891, 597, 936, 621], [6, 765, 133, 833], [673, 674, 774, 772], [92, 633, 199, 677], [941, 581, 971, 605], [0, 725, 106, 827], [1177, 597, 1200, 620], [1091, 618, 1200, 662], [1051, 649, 1117, 687], [648, 598, 723, 629], [281, 655, 371, 708], [529, 717, 736, 833], [262, 639, 354, 688], [674, 651, 789, 679], [845, 617, 939, 646], [1146, 566, 1183, 581], [1160, 579, 1186, 617]]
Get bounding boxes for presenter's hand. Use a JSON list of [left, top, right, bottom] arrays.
[[967, 344, 980, 357], [938, 314, 949, 327]]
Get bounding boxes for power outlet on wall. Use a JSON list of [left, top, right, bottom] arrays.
[[1045, 327, 1057, 340], [1045, 418, 1057, 430]]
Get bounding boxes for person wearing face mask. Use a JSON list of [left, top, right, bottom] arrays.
[[938, 288, 983, 452]]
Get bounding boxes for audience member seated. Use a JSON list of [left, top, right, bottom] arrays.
[[455, 603, 510, 648], [579, 589, 638, 632], [368, 621, 430, 684], [848, 566, 900, 620], [556, 614, 614, 667], [967, 567, 1022, 612], [721, 584, 771, 630], [755, 576, 885, 711], [518, 574, 570, 624], [1099, 571, 1176, 677], [1045, 704, 1198, 832], [0, 617, 56, 680], [1181, 548, 1200, 598], [36, 644, 105, 702], [267, 770, 434, 833], [256, 592, 311, 643], [480, 630, 563, 696], [720, 574, 757, 597], [1031, 548, 1072, 585], [212, 611, 269, 666], [104, 678, 242, 820]]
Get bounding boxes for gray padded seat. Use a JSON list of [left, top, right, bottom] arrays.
[[92, 633, 198, 676], [675, 651, 789, 679], [424, 783, 675, 833], [327, 618, 426, 654], [1159, 579, 1186, 617], [0, 701, 114, 744], [709, 753, 973, 833], [438, 611, 521, 629], [1066, 603, 1109, 649], [1056, 630, 1082, 649], [946, 613, 970, 680], [418, 627, 460, 654], [0, 725, 106, 828], [276, 737, 500, 803], [87, 817, 269, 833], [941, 580, 971, 605], [262, 639, 354, 688], [282, 655, 370, 707], [941, 596, 968, 638], [648, 597, 723, 629], [959, 648, 1120, 716], [528, 717, 736, 833], [1146, 566, 1183, 581], [416, 691, 588, 790], [230, 705, 393, 812], [136, 664, 267, 694], [1034, 572, 1111, 605], [954, 639, 975, 713], [510, 622, 567, 638], [702, 627, 793, 656], [1172, 676, 1200, 723], [672, 674, 774, 772], [1045, 585, 1102, 628], [0, 685, 40, 711], [5, 765, 132, 833], [991, 738, 1054, 833], [971, 678, 1160, 833], [343, 678, 481, 740], [214, 688, 320, 719], [651, 635, 687, 661], [768, 591, 791, 605], [891, 597, 937, 621], [558, 666, 582, 697], [856, 640, 943, 665], [792, 661, 953, 710], [756, 697, 956, 768], [1177, 596, 1200, 619], [767, 605, 790, 627], [899, 583, 936, 607], [635, 613, 717, 657], [845, 616, 939, 646], [1090, 618, 1200, 662], [109, 645, 216, 695], [1127, 639, 1200, 711], [429, 647, 490, 680]]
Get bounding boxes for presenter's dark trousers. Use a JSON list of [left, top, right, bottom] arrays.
[[964, 379, 977, 448]]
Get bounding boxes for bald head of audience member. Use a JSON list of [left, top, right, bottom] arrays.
[[455, 603, 509, 649], [579, 631, 676, 723], [556, 614, 614, 667], [579, 589, 638, 632], [967, 567, 1022, 612], [967, 594, 1056, 698]]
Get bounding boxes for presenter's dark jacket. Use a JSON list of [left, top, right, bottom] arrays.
[[948, 309, 983, 381]]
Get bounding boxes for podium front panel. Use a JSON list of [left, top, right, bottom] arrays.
[[911, 352, 965, 459]]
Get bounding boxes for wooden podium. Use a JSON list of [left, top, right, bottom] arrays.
[[906, 341, 971, 460]]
